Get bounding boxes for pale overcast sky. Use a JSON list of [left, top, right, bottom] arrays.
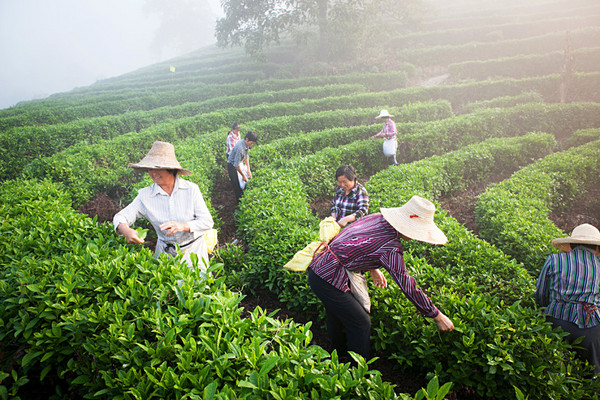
[[0, 0, 222, 110]]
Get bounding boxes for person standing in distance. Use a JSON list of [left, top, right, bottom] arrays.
[[227, 131, 258, 203], [225, 122, 241, 158], [371, 109, 398, 165]]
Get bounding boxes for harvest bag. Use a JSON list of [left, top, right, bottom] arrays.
[[283, 217, 371, 313], [382, 138, 397, 157], [346, 269, 371, 313], [283, 217, 340, 272]]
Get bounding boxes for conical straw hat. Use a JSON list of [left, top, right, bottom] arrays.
[[552, 223, 600, 252], [380, 195, 447, 245], [127, 141, 191, 175], [375, 109, 394, 118]]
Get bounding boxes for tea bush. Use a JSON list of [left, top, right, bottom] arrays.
[[0, 178, 410, 399], [475, 140, 600, 273]]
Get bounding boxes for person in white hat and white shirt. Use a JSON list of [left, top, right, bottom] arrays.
[[113, 141, 214, 271], [371, 109, 398, 165], [308, 195, 454, 363], [535, 223, 600, 372]]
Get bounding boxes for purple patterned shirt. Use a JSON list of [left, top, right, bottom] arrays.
[[309, 213, 439, 318]]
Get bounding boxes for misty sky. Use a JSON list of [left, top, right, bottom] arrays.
[[0, 0, 222, 110]]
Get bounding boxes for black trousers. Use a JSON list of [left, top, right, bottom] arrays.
[[308, 268, 371, 361], [548, 316, 600, 373], [227, 163, 243, 203]]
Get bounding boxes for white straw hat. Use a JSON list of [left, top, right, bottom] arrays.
[[127, 141, 191, 175], [380, 195, 447, 245], [551, 223, 600, 252], [375, 109, 394, 119]]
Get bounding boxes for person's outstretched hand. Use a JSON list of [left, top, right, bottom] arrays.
[[369, 269, 388, 288], [433, 312, 455, 331]]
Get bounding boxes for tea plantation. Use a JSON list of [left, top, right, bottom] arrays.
[[1, 0, 600, 398]]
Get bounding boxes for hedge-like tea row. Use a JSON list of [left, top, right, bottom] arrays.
[[393, 14, 600, 48], [237, 132, 556, 300], [460, 91, 543, 113], [397, 102, 600, 162], [234, 132, 598, 398], [0, 178, 410, 400], [402, 26, 600, 67], [0, 69, 405, 120], [23, 101, 452, 206], [475, 140, 600, 274], [6, 71, 600, 183], [449, 47, 600, 81], [422, 2, 599, 31], [0, 83, 365, 131]]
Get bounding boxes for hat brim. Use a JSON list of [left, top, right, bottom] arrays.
[[128, 163, 192, 175], [380, 208, 447, 245], [552, 237, 600, 252], [375, 115, 393, 119]]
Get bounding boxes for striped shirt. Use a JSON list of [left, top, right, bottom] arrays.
[[226, 130, 241, 155], [535, 247, 600, 328], [373, 119, 397, 140], [331, 182, 369, 221], [113, 177, 214, 264], [309, 213, 439, 318]]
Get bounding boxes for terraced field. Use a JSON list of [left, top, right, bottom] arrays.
[[1, 0, 599, 398]]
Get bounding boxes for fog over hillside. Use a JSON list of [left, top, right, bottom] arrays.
[[0, 0, 221, 110]]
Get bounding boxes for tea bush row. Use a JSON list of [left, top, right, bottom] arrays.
[[402, 26, 600, 67], [449, 47, 600, 81], [460, 91, 543, 113], [234, 132, 597, 398], [22, 101, 452, 206], [397, 102, 600, 162], [0, 178, 409, 400], [5, 72, 600, 182], [475, 139, 600, 274], [0, 70, 406, 119], [393, 14, 600, 48], [0, 83, 364, 130]]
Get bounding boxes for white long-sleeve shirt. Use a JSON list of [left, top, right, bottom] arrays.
[[113, 177, 214, 269]]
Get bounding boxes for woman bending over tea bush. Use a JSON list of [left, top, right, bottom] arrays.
[[309, 195, 454, 362]]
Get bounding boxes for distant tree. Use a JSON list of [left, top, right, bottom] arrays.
[[215, 0, 425, 60]]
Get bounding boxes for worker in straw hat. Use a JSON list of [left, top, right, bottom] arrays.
[[308, 195, 454, 363], [371, 109, 398, 165], [113, 141, 214, 271], [535, 223, 600, 372]]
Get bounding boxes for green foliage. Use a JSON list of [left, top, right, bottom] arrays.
[[475, 140, 600, 274], [0, 178, 405, 399], [235, 131, 600, 398], [461, 91, 543, 113]]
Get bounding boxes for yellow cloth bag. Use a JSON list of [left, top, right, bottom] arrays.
[[204, 229, 218, 255], [283, 217, 340, 272]]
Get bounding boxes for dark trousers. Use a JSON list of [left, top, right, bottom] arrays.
[[548, 316, 600, 373], [227, 163, 243, 203], [308, 268, 371, 361]]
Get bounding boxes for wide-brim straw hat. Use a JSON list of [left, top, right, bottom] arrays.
[[552, 223, 600, 251], [127, 141, 192, 175], [375, 109, 394, 119], [381, 195, 448, 245]]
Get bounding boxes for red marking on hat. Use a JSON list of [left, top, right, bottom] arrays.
[[410, 214, 419, 218]]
